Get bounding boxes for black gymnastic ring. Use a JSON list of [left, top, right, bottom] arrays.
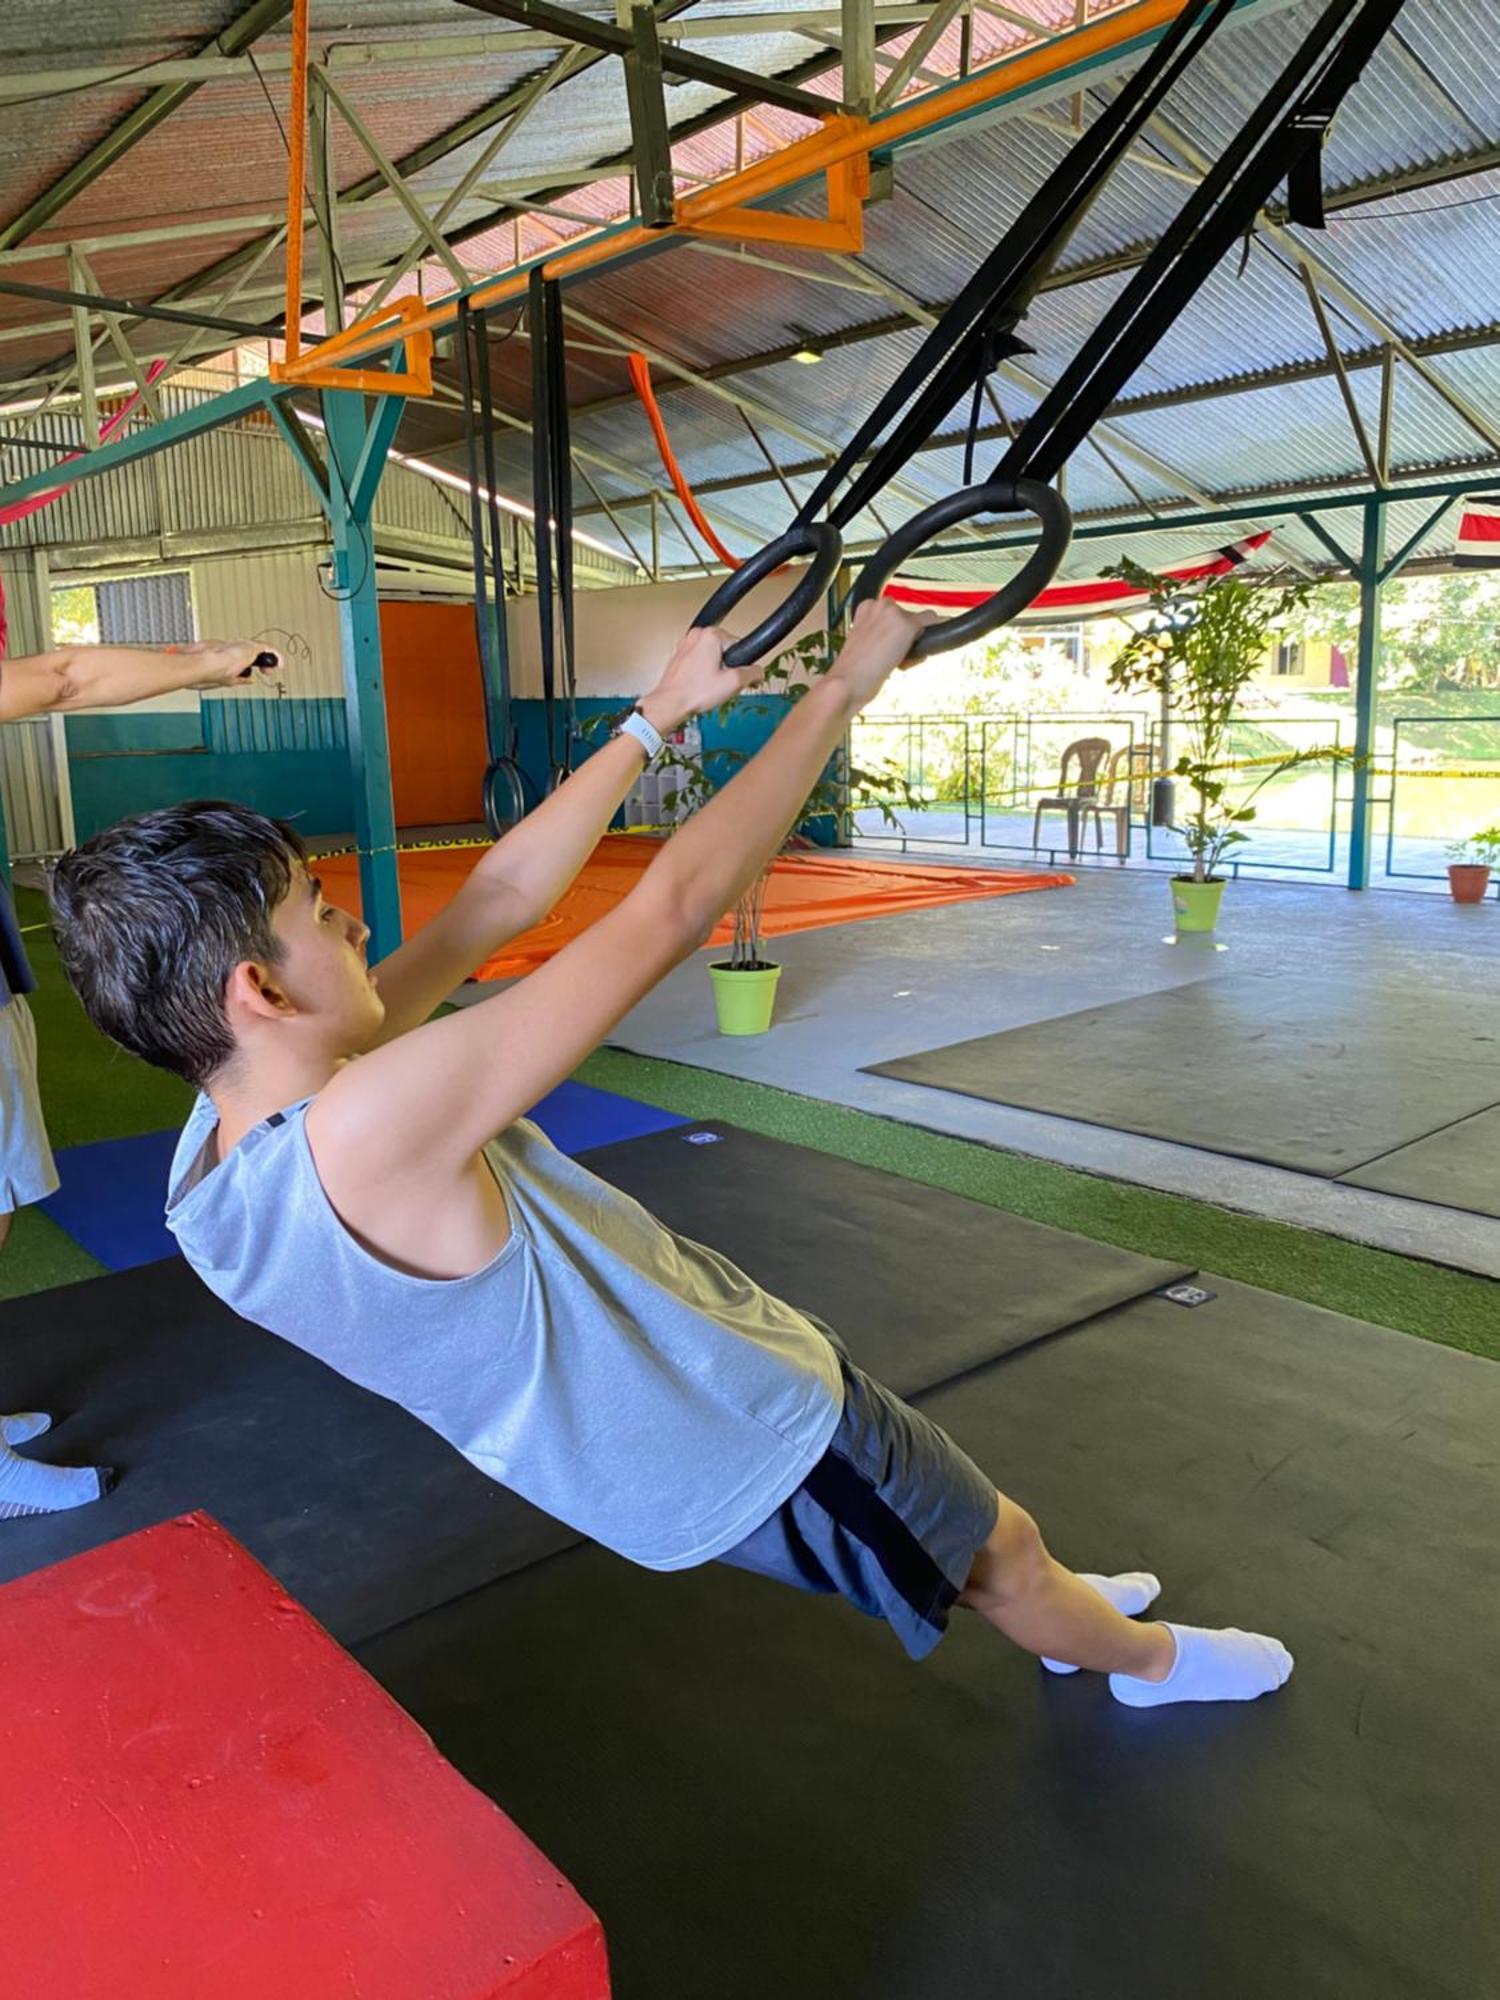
[[693, 522, 844, 670], [849, 479, 1073, 660], [483, 756, 529, 836]]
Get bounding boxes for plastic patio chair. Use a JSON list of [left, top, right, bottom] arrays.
[[1031, 736, 1116, 860]]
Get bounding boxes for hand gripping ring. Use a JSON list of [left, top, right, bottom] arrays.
[[692, 522, 844, 670], [850, 479, 1073, 660]]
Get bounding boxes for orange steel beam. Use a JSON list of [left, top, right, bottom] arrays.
[[273, 0, 1201, 390], [686, 152, 870, 254], [282, 0, 311, 363]]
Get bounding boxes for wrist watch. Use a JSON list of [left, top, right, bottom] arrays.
[[612, 705, 665, 762]]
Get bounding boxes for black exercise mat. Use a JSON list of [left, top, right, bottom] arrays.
[[1340, 1101, 1500, 1216], [588, 1121, 1191, 1390], [0, 1258, 577, 1642], [866, 974, 1500, 1177], [359, 1283, 1499, 2000], [0, 1123, 1185, 1636]]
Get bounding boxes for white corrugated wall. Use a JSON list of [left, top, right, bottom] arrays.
[[191, 547, 346, 701], [0, 554, 68, 859]]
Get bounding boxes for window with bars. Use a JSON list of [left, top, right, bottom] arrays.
[[51, 571, 195, 651]]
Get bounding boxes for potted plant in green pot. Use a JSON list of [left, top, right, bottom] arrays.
[[1105, 563, 1350, 935], [653, 631, 922, 1034], [1446, 829, 1500, 903]]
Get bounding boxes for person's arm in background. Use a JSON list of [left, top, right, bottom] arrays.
[[0, 640, 281, 723], [367, 627, 757, 1040]]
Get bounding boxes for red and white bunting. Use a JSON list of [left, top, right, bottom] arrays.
[[885, 532, 1272, 625]]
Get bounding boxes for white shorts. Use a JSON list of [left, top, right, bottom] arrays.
[[0, 995, 58, 1213]]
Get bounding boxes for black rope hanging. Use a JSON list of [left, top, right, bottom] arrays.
[[689, 0, 1406, 667]]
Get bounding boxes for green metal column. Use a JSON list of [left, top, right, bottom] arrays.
[[323, 389, 403, 959], [1347, 494, 1387, 892]]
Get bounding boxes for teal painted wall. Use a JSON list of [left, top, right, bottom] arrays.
[[508, 692, 837, 843], [509, 697, 622, 808], [65, 699, 354, 841], [64, 691, 837, 848]]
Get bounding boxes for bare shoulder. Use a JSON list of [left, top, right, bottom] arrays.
[[307, 1090, 512, 1282]]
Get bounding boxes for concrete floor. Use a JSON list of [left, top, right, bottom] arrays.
[[576, 863, 1500, 1280]]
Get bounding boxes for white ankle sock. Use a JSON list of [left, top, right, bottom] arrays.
[[1, 1412, 52, 1447], [0, 1437, 113, 1520], [1110, 1622, 1293, 1707], [1042, 1571, 1162, 1674]]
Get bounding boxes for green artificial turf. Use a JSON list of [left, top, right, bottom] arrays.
[[0, 1205, 106, 1300], [13, 887, 193, 1148]]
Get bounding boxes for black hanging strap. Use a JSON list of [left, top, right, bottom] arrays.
[[693, 0, 1405, 665], [529, 270, 579, 787], [459, 298, 526, 832], [794, 0, 1238, 536], [545, 277, 579, 777], [995, 0, 1406, 488]]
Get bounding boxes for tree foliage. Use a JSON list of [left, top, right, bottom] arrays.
[[1284, 572, 1500, 693], [1105, 561, 1353, 881]]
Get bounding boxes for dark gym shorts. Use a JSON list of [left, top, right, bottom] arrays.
[[718, 1352, 999, 1660]]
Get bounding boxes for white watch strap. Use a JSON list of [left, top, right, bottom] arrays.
[[618, 708, 664, 762]]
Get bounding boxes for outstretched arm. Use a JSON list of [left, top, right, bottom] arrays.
[[0, 640, 281, 723], [309, 599, 928, 1207], [367, 627, 757, 1039]]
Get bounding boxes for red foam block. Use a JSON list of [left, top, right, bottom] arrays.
[[0, 1513, 609, 1999]]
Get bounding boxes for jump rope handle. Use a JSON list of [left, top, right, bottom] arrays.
[[691, 523, 845, 669], [849, 479, 1073, 659]]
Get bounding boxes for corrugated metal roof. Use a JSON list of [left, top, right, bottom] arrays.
[[0, 0, 1497, 585]]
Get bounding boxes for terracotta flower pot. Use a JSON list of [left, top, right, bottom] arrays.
[[1447, 864, 1491, 905]]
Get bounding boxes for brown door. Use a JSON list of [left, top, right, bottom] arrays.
[[379, 600, 488, 830]]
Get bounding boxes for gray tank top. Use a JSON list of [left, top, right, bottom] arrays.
[[167, 1097, 843, 1570]]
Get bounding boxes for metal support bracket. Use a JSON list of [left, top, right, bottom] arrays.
[[1296, 510, 1359, 572], [271, 291, 436, 395], [624, 5, 676, 229], [1379, 496, 1454, 585], [350, 383, 408, 519], [267, 398, 332, 511], [682, 142, 870, 253]]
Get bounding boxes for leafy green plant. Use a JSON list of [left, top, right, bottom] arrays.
[[1105, 561, 1356, 882], [629, 629, 926, 968], [1446, 827, 1500, 869]]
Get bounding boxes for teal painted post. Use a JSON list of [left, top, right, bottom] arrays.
[[1347, 495, 1386, 892], [323, 390, 403, 959]]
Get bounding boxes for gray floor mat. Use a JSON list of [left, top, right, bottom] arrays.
[[866, 974, 1500, 1177], [588, 1121, 1192, 1391], [0, 1122, 1189, 1636], [361, 1278, 1500, 2000], [1340, 1100, 1500, 1215]]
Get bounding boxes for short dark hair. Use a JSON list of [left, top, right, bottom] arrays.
[[50, 800, 307, 1087]]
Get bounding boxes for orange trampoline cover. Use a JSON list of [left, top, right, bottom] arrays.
[[319, 834, 1071, 982]]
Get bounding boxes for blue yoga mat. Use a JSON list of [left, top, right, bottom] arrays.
[[42, 1082, 687, 1272]]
